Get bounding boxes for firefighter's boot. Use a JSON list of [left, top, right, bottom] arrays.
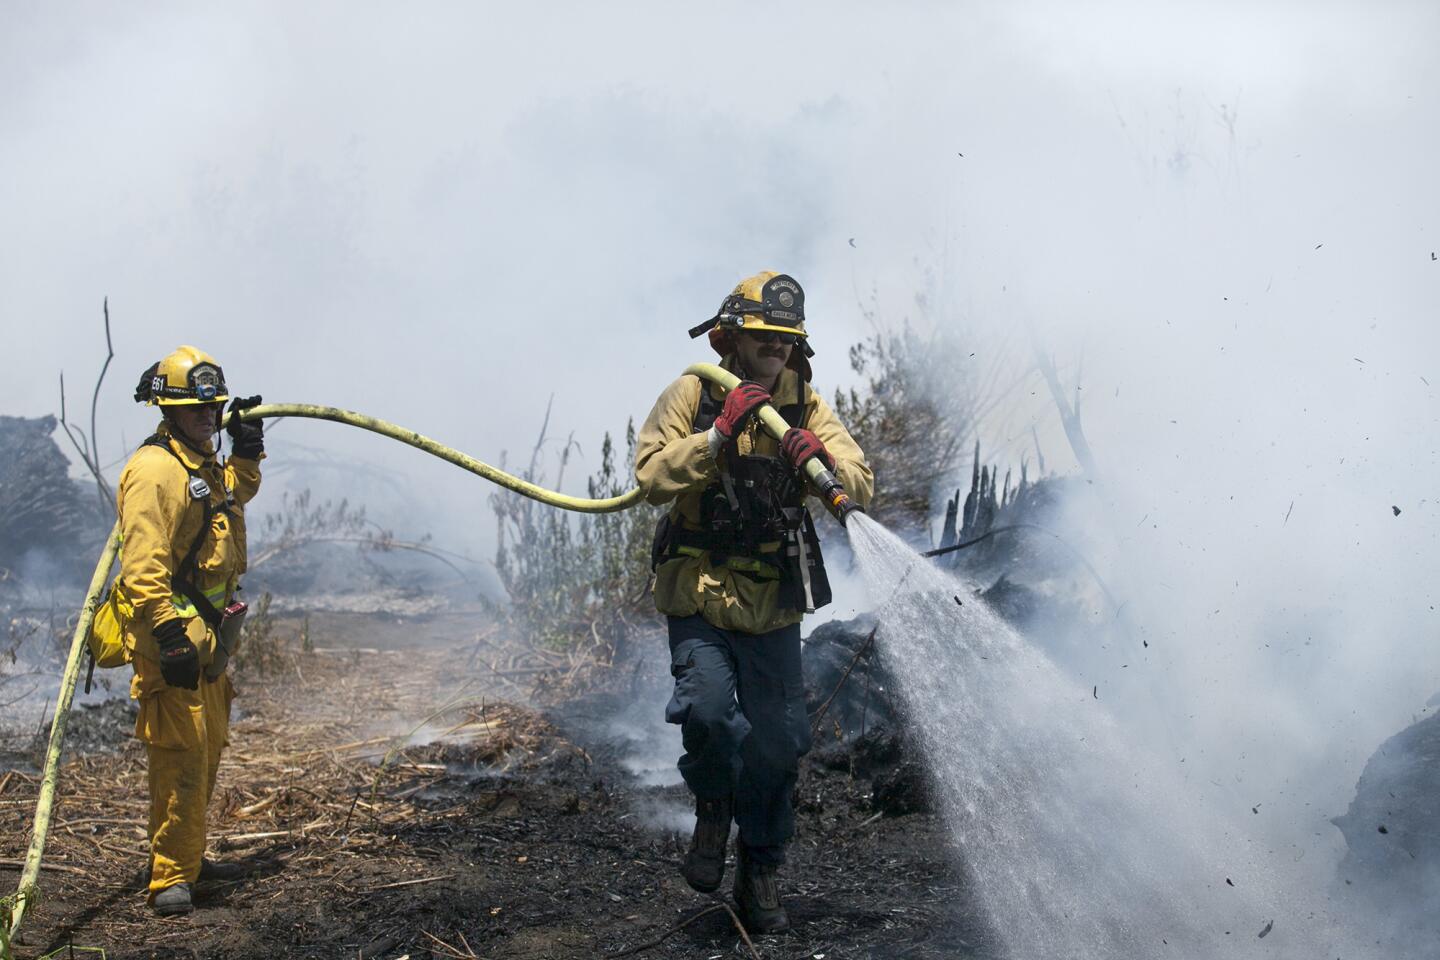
[[733, 846, 790, 934], [680, 796, 732, 893], [152, 882, 194, 916], [199, 858, 245, 883]]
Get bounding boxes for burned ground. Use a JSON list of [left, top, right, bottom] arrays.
[[1, 612, 996, 960]]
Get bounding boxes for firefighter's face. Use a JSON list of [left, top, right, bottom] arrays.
[[734, 330, 792, 384], [169, 403, 221, 447]]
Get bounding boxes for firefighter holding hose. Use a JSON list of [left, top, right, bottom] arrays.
[[117, 346, 264, 915], [636, 272, 873, 932]]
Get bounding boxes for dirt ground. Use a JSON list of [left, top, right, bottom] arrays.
[[1, 612, 995, 960]]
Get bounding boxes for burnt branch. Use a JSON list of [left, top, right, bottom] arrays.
[[1033, 348, 1097, 478], [87, 298, 115, 506], [56, 299, 118, 514]]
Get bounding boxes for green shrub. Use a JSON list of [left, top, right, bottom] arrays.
[[490, 420, 662, 652]]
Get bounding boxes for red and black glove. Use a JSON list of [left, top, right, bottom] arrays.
[[713, 381, 772, 441], [780, 427, 836, 472], [153, 618, 200, 690]]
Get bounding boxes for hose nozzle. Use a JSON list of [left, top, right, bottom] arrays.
[[808, 464, 865, 527]]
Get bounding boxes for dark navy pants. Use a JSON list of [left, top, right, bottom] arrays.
[[665, 614, 813, 866]]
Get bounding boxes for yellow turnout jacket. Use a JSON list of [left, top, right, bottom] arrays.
[[635, 358, 872, 634], [116, 422, 262, 697]]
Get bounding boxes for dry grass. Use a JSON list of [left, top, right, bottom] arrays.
[[0, 646, 577, 953]]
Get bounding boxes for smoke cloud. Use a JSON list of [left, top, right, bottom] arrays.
[[4, 2, 1437, 949]]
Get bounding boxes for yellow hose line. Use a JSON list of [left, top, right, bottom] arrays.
[[221, 364, 805, 513], [225, 403, 644, 513], [5, 524, 120, 947], [5, 361, 810, 948]]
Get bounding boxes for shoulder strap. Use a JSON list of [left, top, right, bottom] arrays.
[[692, 380, 723, 434], [143, 435, 225, 629]]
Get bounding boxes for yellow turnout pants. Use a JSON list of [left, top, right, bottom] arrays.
[[132, 662, 235, 901]]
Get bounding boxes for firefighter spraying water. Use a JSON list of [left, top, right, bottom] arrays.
[[636, 271, 872, 931]]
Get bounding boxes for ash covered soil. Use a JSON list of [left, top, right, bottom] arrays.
[[1, 612, 994, 960]]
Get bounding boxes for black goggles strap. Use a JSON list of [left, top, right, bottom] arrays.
[[688, 316, 721, 339]]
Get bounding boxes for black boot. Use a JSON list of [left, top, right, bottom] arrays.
[[198, 858, 246, 883], [680, 796, 732, 893], [733, 845, 790, 934], [152, 882, 193, 916]]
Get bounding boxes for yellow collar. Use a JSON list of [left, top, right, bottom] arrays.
[[154, 421, 215, 470]]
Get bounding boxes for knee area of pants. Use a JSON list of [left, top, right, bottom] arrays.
[[682, 710, 732, 744], [748, 735, 802, 771]]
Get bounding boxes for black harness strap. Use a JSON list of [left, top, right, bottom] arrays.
[[649, 374, 832, 611], [692, 375, 806, 433], [142, 435, 226, 630]]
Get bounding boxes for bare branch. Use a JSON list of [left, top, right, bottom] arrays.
[[57, 373, 104, 502], [55, 300, 119, 515], [526, 394, 554, 479], [1032, 348, 1098, 478], [87, 297, 116, 508]]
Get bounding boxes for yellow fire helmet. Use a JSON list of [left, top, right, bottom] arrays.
[[134, 345, 230, 406], [688, 270, 817, 378]]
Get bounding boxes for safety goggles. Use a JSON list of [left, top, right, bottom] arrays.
[[740, 329, 803, 347]]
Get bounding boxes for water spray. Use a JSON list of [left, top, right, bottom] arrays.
[[4, 361, 861, 944]]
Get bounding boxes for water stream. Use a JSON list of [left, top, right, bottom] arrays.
[[844, 513, 1348, 959]]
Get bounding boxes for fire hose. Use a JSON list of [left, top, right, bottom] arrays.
[[3, 362, 861, 947]]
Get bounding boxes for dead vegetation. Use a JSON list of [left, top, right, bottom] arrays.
[[228, 592, 313, 677], [0, 645, 593, 956], [487, 409, 662, 695], [833, 325, 1019, 532]]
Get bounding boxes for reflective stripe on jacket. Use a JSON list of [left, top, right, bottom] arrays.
[[635, 358, 872, 634]]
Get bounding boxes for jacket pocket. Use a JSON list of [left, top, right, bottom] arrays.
[[196, 508, 240, 581], [651, 557, 702, 618], [664, 638, 700, 726]]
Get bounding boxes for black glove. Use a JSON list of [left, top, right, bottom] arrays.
[[226, 395, 264, 459], [153, 619, 200, 690]]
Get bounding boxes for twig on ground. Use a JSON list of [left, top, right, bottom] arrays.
[[711, 896, 762, 960], [603, 904, 725, 958], [422, 928, 479, 959], [0, 857, 89, 876], [366, 874, 453, 892]]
